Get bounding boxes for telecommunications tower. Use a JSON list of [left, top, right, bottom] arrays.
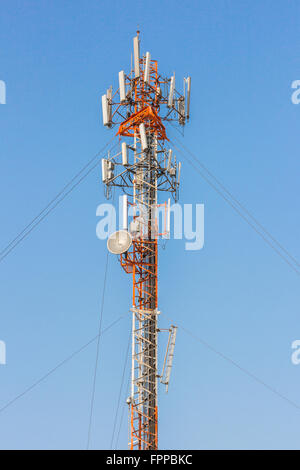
[[101, 32, 191, 450]]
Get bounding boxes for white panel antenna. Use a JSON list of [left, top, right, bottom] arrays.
[[177, 162, 181, 185], [106, 87, 112, 122], [107, 161, 114, 181], [122, 142, 128, 165], [167, 149, 172, 172], [101, 94, 109, 126], [101, 159, 108, 182], [139, 123, 148, 151], [178, 97, 185, 124], [119, 71, 126, 102], [133, 36, 140, 78], [168, 74, 175, 108], [186, 76, 191, 119], [144, 52, 151, 84]]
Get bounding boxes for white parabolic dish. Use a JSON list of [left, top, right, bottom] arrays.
[[107, 230, 132, 255]]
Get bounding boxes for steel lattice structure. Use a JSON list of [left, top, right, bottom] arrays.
[[101, 32, 190, 449]]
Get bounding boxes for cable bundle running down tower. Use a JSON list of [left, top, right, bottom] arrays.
[[101, 32, 191, 450]]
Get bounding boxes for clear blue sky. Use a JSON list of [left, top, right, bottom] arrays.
[[0, 0, 300, 450]]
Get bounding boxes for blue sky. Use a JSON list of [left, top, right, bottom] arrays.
[[0, 0, 300, 449]]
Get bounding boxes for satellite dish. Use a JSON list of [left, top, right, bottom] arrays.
[[107, 230, 132, 255]]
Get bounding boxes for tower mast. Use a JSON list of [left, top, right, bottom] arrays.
[[101, 32, 191, 449]]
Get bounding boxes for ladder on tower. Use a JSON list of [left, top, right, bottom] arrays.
[[160, 325, 178, 393]]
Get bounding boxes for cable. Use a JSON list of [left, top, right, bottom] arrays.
[[110, 328, 131, 450], [170, 133, 300, 269], [0, 160, 101, 263], [169, 318, 300, 411], [0, 136, 115, 257], [169, 138, 300, 277], [115, 370, 131, 450], [0, 137, 117, 264], [0, 314, 125, 416], [86, 251, 109, 450]]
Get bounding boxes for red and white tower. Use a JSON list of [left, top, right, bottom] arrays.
[[101, 32, 190, 449]]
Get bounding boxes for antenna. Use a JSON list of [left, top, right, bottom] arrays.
[[106, 87, 112, 122], [168, 74, 175, 108], [186, 76, 191, 119], [119, 71, 126, 102], [177, 162, 182, 185], [167, 149, 172, 172], [122, 142, 128, 165], [101, 94, 109, 126], [107, 230, 132, 254], [101, 158, 108, 182], [133, 35, 140, 78], [144, 52, 151, 84], [139, 123, 148, 150]]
